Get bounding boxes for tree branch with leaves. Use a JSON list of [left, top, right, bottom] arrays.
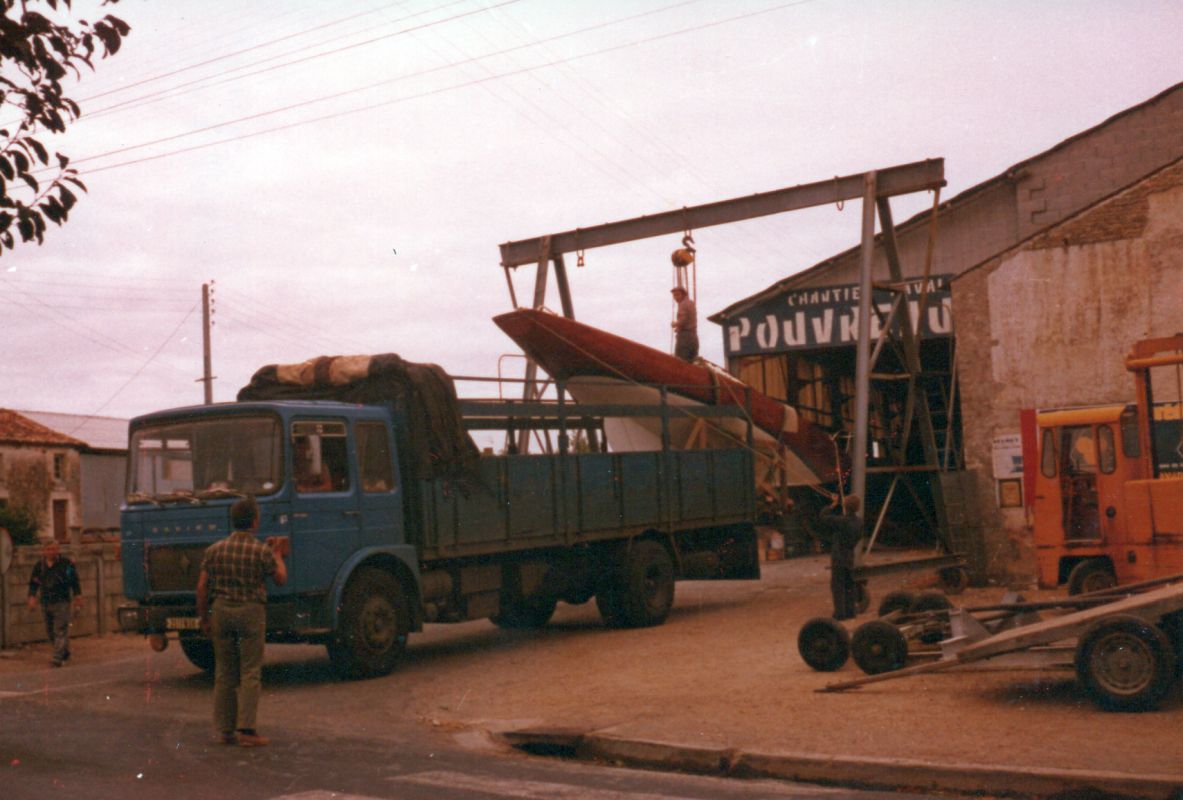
[[0, 0, 128, 255]]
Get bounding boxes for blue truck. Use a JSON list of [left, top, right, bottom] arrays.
[[118, 356, 760, 677]]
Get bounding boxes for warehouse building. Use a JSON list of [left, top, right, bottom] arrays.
[[710, 82, 1183, 583]]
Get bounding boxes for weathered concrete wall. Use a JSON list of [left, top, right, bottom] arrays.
[[0, 542, 123, 649], [954, 160, 1183, 583]]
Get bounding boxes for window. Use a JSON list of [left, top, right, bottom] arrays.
[[1040, 428, 1057, 478], [292, 420, 350, 494], [129, 415, 281, 498], [52, 453, 65, 481], [1062, 426, 1097, 475], [357, 422, 395, 493], [1097, 425, 1117, 474]]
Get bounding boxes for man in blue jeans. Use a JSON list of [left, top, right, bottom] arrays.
[[197, 496, 287, 747], [27, 540, 83, 667]]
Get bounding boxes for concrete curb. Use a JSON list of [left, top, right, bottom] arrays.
[[561, 732, 1183, 800]]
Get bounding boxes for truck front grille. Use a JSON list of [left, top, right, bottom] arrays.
[[147, 544, 209, 592]]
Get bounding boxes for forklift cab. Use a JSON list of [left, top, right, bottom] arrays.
[[1033, 405, 1143, 589]]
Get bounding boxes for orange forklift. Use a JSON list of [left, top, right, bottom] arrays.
[[1031, 335, 1183, 594]]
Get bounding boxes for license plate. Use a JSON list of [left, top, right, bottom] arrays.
[[166, 616, 202, 630]]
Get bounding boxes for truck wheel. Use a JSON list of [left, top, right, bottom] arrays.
[[1067, 560, 1117, 596], [797, 617, 850, 671], [877, 590, 916, 617], [851, 620, 909, 675], [598, 540, 675, 628], [1074, 614, 1175, 711], [179, 635, 216, 674], [328, 567, 410, 679], [492, 594, 558, 629]]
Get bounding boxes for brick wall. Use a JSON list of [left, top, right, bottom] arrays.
[[1, 542, 124, 648], [953, 160, 1183, 583]]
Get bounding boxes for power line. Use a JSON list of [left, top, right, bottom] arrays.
[[68, 302, 200, 427], [77, 2, 811, 176], [70, 0, 701, 161], [79, 0, 428, 103], [79, 0, 520, 126]]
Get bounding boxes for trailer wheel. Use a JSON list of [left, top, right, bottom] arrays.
[[938, 566, 969, 595], [597, 540, 675, 628], [179, 635, 216, 674], [797, 617, 850, 672], [492, 594, 558, 629], [912, 591, 953, 613], [1067, 560, 1116, 596], [328, 567, 410, 679], [851, 620, 909, 675], [877, 590, 917, 617], [1074, 614, 1176, 711]]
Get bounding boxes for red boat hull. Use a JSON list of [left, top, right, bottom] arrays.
[[493, 309, 841, 485]]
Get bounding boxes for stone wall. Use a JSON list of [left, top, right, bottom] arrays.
[[953, 160, 1183, 583], [1, 542, 124, 649]]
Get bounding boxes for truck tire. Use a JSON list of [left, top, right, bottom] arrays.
[[1074, 614, 1175, 711], [328, 567, 410, 679], [1067, 560, 1117, 596], [597, 540, 675, 628], [797, 617, 850, 672], [492, 594, 558, 629], [179, 635, 216, 674]]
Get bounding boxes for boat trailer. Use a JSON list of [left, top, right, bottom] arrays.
[[797, 572, 1183, 711]]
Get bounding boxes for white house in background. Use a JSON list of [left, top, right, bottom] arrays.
[[18, 411, 129, 537], [0, 409, 86, 543]]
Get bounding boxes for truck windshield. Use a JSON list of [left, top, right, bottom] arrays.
[[128, 416, 282, 501]]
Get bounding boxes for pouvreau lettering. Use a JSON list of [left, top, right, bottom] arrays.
[[727, 296, 953, 354]]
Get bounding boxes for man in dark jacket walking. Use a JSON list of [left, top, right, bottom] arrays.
[[816, 494, 863, 620], [27, 540, 83, 667]]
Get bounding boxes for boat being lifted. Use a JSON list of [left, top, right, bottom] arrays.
[[494, 307, 844, 489]]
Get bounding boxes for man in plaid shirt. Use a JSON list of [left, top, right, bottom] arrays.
[[196, 496, 287, 747]]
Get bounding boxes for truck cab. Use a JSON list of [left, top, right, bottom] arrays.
[[119, 401, 418, 666]]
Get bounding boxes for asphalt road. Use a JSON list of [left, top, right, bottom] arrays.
[[0, 635, 960, 800]]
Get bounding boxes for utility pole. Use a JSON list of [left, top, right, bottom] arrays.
[[200, 282, 214, 404]]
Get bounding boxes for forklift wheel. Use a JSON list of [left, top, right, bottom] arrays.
[[797, 617, 851, 672], [851, 620, 909, 675], [1067, 560, 1117, 596]]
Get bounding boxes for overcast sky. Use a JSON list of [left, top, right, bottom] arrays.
[[2, 0, 1180, 436]]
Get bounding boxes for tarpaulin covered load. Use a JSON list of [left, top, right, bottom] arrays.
[[237, 354, 479, 481]]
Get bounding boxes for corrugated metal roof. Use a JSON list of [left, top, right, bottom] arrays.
[[15, 410, 128, 452], [0, 409, 88, 448]]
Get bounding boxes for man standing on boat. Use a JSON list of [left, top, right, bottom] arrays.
[[670, 285, 698, 362]]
